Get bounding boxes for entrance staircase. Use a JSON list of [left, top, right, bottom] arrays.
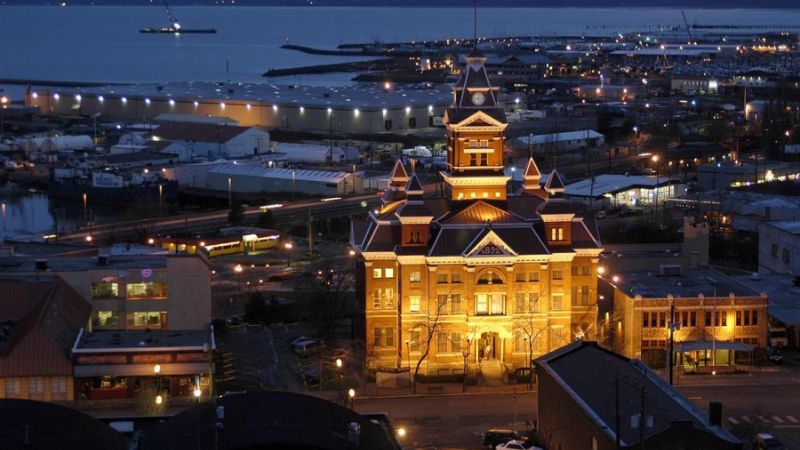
[[480, 359, 506, 385]]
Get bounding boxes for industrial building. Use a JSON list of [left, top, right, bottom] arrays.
[[149, 121, 271, 161], [560, 174, 686, 209], [513, 129, 604, 153], [207, 163, 355, 196], [25, 82, 453, 135]]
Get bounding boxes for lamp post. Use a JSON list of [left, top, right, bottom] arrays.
[[284, 242, 293, 267], [234, 264, 243, 289], [347, 388, 355, 410], [462, 339, 471, 393], [0, 95, 8, 136], [405, 339, 412, 393]]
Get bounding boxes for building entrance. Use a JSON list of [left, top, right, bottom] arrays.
[[479, 332, 499, 360]]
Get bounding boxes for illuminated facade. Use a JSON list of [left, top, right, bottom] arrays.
[[351, 50, 603, 378]]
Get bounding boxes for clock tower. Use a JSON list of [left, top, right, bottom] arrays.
[[441, 48, 510, 202]]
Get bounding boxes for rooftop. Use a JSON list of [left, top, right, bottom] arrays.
[[536, 341, 740, 448], [612, 268, 759, 299], [564, 174, 681, 198], [0, 254, 170, 273], [208, 162, 350, 183], [36, 81, 453, 111], [74, 329, 211, 352], [731, 273, 800, 325], [764, 220, 800, 235]]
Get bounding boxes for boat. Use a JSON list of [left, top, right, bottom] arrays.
[[140, 1, 217, 35]]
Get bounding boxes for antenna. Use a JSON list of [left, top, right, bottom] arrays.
[[473, 0, 477, 42]]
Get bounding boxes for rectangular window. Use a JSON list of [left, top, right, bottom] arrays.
[[92, 311, 121, 330], [552, 270, 563, 281], [650, 313, 658, 328], [5, 378, 20, 397], [384, 288, 394, 309], [581, 286, 589, 305], [516, 293, 527, 314], [783, 249, 791, 263], [373, 327, 383, 347], [529, 272, 540, 282], [384, 119, 392, 131], [451, 333, 462, 353], [744, 310, 750, 326], [771, 243, 779, 257], [705, 311, 712, 326], [408, 117, 417, 129], [514, 330, 526, 352], [752, 310, 758, 325], [91, 282, 120, 299], [437, 295, 448, 315], [409, 296, 421, 313], [490, 293, 505, 315], [372, 290, 381, 309], [552, 294, 563, 311], [410, 330, 420, 352], [437, 273, 448, 284], [451, 273, 462, 283], [385, 327, 395, 347], [450, 294, 462, 314], [51, 376, 67, 394], [476, 294, 488, 315], [581, 265, 591, 275], [480, 153, 488, 166], [682, 311, 689, 327], [469, 153, 477, 166], [642, 312, 649, 328], [373, 268, 382, 278], [530, 293, 539, 312], [127, 311, 163, 328], [571, 286, 578, 306], [409, 271, 421, 283], [690, 311, 697, 327], [736, 311, 742, 326], [437, 333, 448, 353], [28, 377, 44, 394], [571, 266, 579, 276], [659, 312, 667, 328], [516, 273, 527, 283], [480, 139, 489, 148], [384, 268, 395, 279], [126, 282, 167, 299]]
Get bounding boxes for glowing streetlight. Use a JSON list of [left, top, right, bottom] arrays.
[[397, 427, 407, 438], [155, 394, 163, 405], [193, 387, 202, 398], [597, 266, 605, 275], [284, 242, 293, 267], [234, 264, 243, 273], [85, 235, 93, 243], [335, 358, 343, 369], [154, 364, 161, 374], [347, 388, 355, 410], [348, 249, 356, 256], [612, 275, 620, 283]]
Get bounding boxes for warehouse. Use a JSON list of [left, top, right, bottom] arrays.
[[206, 163, 354, 196], [562, 174, 686, 209], [25, 82, 453, 135]]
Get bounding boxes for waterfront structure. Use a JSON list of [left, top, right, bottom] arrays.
[[670, 75, 720, 95], [149, 122, 271, 161], [71, 329, 212, 402], [758, 221, 800, 275], [25, 82, 452, 135], [351, 50, 602, 378], [535, 341, 742, 450], [2, 254, 212, 332], [554, 174, 685, 210], [605, 267, 768, 366], [0, 277, 90, 402]]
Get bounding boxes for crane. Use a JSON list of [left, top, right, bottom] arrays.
[[682, 11, 693, 44]]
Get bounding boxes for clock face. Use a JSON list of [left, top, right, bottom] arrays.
[[471, 92, 486, 106]]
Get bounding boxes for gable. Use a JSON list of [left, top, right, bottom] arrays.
[[465, 230, 518, 258], [452, 110, 506, 128]]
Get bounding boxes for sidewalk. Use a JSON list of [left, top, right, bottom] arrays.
[[652, 366, 800, 387], [352, 382, 537, 400]]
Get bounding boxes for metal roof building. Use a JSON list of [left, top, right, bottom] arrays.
[[207, 162, 353, 196]]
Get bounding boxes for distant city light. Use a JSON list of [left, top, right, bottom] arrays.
[[169, 99, 175, 106], [75, 94, 81, 101], [145, 98, 151, 105], [98, 95, 104, 103], [121, 96, 127, 104]]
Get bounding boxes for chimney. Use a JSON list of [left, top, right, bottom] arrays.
[[35, 259, 48, 271], [709, 401, 722, 426]]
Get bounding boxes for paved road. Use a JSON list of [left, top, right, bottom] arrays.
[[679, 383, 800, 450]]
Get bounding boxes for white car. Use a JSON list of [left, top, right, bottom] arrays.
[[496, 440, 542, 450]]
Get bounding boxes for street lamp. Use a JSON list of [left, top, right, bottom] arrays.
[[462, 339, 471, 393], [397, 427, 407, 438], [335, 357, 343, 369], [284, 242, 293, 267], [234, 264, 243, 289], [347, 388, 355, 410]]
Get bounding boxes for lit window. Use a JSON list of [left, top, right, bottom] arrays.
[[28, 377, 44, 394], [384, 268, 395, 279], [409, 296, 421, 312], [409, 271, 421, 283], [373, 268, 382, 278], [126, 282, 167, 299], [552, 294, 563, 311]]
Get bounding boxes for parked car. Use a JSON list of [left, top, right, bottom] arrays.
[[290, 335, 313, 347], [483, 429, 518, 448], [293, 339, 322, 357], [753, 433, 786, 449], [496, 440, 543, 450], [767, 347, 783, 364]]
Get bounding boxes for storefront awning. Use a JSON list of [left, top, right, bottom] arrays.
[[74, 362, 209, 378], [675, 341, 754, 352]]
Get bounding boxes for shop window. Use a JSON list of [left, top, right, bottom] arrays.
[[91, 282, 120, 299], [126, 282, 167, 299], [127, 311, 164, 328]]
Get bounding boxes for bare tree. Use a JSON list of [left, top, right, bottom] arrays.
[[294, 257, 354, 342], [410, 297, 448, 394]]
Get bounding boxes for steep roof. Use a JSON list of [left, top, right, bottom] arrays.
[[523, 157, 541, 179], [406, 172, 424, 194], [0, 277, 91, 377], [389, 159, 409, 184], [535, 341, 741, 448], [544, 168, 566, 192], [442, 201, 523, 225]]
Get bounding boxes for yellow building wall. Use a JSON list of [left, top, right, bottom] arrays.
[[0, 376, 75, 402]]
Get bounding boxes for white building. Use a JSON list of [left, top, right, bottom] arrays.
[[759, 221, 800, 275], [513, 129, 604, 153], [206, 163, 354, 196], [150, 122, 270, 161], [562, 174, 685, 209]]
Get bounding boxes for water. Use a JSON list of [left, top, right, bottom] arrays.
[[0, 193, 115, 240], [1, 5, 800, 85]]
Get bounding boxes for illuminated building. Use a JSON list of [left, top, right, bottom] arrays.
[[351, 49, 603, 379]]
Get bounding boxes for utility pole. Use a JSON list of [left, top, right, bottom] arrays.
[[668, 297, 676, 385], [615, 374, 621, 450]]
